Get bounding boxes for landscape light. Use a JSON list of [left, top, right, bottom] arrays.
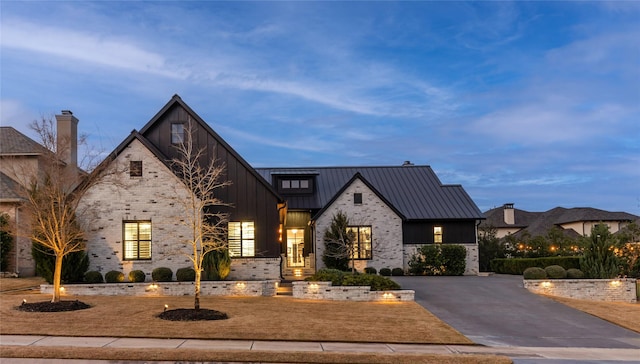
[[164, 304, 169, 312], [541, 281, 552, 288]]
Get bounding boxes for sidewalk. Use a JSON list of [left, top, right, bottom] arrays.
[[2, 334, 640, 362]]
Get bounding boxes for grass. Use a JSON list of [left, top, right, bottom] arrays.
[[0, 276, 45, 292], [546, 295, 640, 333]]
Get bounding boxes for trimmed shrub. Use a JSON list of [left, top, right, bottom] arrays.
[[566, 268, 585, 279], [152, 267, 173, 282], [305, 268, 346, 286], [341, 274, 401, 291], [128, 270, 146, 283], [490, 256, 581, 275], [391, 267, 405, 276], [379, 268, 392, 276], [105, 270, 124, 283], [203, 248, 231, 281], [84, 271, 104, 284], [31, 243, 89, 284], [545, 265, 567, 279], [364, 267, 377, 275], [440, 245, 467, 276], [176, 267, 196, 282], [523, 267, 547, 279]]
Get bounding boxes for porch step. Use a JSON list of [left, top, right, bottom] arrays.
[[276, 282, 293, 296]]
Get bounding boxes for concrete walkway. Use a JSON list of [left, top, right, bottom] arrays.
[[2, 334, 640, 363]]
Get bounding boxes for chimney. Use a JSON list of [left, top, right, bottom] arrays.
[[503, 203, 515, 225], [55, 110, 79, 170]]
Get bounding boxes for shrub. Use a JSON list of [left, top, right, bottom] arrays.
[[152, 267, 173, 282], [31, 243, 89, 284], [84, 271, 104, 284], [203, 248, 231, 281], [379, 268, 392, 276], [0, 214, 13, 272], [581, 224, 619, 279], [523, 267, 547, 279], [105, 270, 124, 283], [566, 268, 585, 279], [128, 270, 146, 283], [391, 267, 405, 276], [408, 253, 425, 275], [364, 267, 377, 275], [545, 265, 567, 279], [440, 245, 467, 276], [176, 267, 196, 282], [409, 244, 466, 276], [305, 268, 346, 286], [321, 211, 351, 271], [490, 256, 581, 275], [341, 274, 401, 291]]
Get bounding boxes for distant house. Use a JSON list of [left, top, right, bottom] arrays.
[[0, 111, 80, 276], [481, 203, 639, 239]]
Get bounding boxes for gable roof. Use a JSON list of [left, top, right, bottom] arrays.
[[0, 172, 23, 201], [256, 165, 484, 220], [311, 172, 406, 220], [0, 127, 49, 156]]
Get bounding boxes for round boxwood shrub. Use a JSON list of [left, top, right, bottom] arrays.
[[128, 270, 146, 283], [545, 265, 567, 279], [84, 271, 104, 284], [176, 267, 196, 282], [566, 268, 585, 279], [364, 267, 377, 275], [379, 268, 392, 276], [105, 270, 124, 283], [391, 267, 405, 276], [152, 267, 173, 282], [523, 267, 547, 280]]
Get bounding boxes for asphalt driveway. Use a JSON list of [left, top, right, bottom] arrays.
[[393, 275, 640, 349]]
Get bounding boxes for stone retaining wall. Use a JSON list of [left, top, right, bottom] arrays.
[[523, 278, 637, 303], [41, 280, 278, 297], [292, 281, 414, 302]]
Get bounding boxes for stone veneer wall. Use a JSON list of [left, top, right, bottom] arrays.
[[292, 281, 414, 302], [227, 257, 281, 280], [314, 178, 404, 273], [403, 243, 479, 275], [41, 280, 278, 297], [524, 279, 637, 303]]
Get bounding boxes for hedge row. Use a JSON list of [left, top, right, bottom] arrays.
[[491, 256, 581, 275], [305, 269, 401, 291]]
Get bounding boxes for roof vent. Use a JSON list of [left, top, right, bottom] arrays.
[[402, 160, 414, 166]]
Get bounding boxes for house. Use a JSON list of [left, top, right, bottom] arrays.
[[481, 203, 639, 239], [256, 165, 485, 278], [0, 111, 80, 276]]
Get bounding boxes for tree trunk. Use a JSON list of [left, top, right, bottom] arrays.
[[51, 253, 63, 303], [194, 268, 201, 311]]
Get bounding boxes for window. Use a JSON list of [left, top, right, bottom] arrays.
[[347, 226, 372, 259], [123, 221, 152, 260], [228, 221, 255, 257], [279, 178, 312, 193], [354, 193, 363, 205], [434, 226, 443, 243], [171, 123, 184, 144], [129, 160, 142, 177]]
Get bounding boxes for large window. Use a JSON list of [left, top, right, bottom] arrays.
[[347, 226, 372, 260], [228, 221, 255, 257], [123, 221, 152, 260], [171, 123, 184, 144]]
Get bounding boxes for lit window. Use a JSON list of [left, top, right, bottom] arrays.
[[123, 221, 152, 260], [130, 161, 142, 177], [228, 221, 255, 257], [171, 123, 184, 144], [434, 226, 443, 243], [347, 226, 372, 260], [354, 193, 363, 205]]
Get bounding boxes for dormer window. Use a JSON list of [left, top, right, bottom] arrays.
[[278, 177, 313, 194]]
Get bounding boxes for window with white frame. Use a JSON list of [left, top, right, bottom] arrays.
[[228, 221, 255, 257]]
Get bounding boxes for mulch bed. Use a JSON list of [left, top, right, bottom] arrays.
[[157, 308, 229, 321], [16, 300, 91, 312]]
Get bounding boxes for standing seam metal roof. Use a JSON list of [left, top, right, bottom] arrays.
[[256, 166, 484, 220]]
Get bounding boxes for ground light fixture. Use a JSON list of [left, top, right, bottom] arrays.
[[164, 304, 169, 312]]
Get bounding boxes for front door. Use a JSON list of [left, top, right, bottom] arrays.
[[287, 228, 305, 267]]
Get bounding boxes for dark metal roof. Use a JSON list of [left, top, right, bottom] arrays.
[[0, 127, 49, 155], [256, 165, 484, 220]]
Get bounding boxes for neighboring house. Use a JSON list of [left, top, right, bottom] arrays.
[[256, 165, 485, 278], [0, 111, 80, 276], [481, 203, 639, 239]]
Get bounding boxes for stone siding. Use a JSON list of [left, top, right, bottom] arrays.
[[228, 257, 281, 280], [292, 281, 414, 302], [315, 178, 404, 273], [403, 243, 479, 275], [41, 280, 278, 297], [524, 279, 637, 303]]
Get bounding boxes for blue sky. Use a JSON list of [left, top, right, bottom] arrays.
[[1, 1, 639, 214]]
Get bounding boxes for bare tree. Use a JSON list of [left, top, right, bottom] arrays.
[[5, 116, 106, 302], [170, 119, 231, 310]]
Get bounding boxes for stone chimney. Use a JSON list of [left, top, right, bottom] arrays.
[[55, 110, 78, 170], [503, 203, 515, 225]]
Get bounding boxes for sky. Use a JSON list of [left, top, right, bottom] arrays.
[[1, 1, 639, 215]]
